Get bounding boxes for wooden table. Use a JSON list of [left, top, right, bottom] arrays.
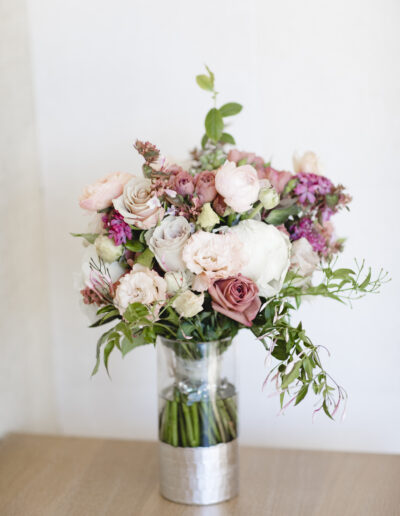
[[0, 434, 399, 515]]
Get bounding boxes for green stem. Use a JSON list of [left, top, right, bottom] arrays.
[[162, 402, 170, 443], [241, 201, 263, 220], [211, 398, 227, 442], [182, 403, 196, 446], [190, 403, 200, 446], [178, 404, 188, 447], [171, 401, 178, 447]]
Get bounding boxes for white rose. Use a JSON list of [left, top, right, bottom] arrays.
[[293, 151, 322, 175], [215, 161, 260, 213], [114, 263, 167, 316], [173, 290, 204, 318], [95, 235, 123, 263], [145, 216, 191, 272], [290, 238, 319, 277], [113, 176, 164, 229], [164, 271, 192, 295], [228, 219, 291, 297]]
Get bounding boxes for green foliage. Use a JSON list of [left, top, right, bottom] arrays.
[[70, 232, 99, 244], [205, 108, 224, 142], [125, 240, 145, 253], [265, 205, 300, 225], [135, 248, 154, 268], [219, 102, 242, 117]]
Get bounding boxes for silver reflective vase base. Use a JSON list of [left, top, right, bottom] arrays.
[[159, 440, 239, 505]]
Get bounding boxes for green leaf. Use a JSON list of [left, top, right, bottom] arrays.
[[266, 205, 300, 225], [201, 134, 208, 149], [96, 305, 118, 316], [326, 194, 339, 207], [103, 340, 116, 375], [295, 384, 309, 405], [219, 102, 242, 117], [205, 65, 214, 85], [303, 357, 313, 380], [92, 328, 114, 376], [331, 268, 355, 280], [322, 400, 334, 420], [282, 178, 298, 195], [135, 248, 154, 268], [121, 334, 147, 356], [205, 108, 224, 142], [143, 326, 156, 344], [281, 361, 302, 390], [196, 74, 213, 91], [114, 321, 133, 344], [359, 269, 372, 289], [70, 232, 98, 244], [219, 132, 236, 145], [125, 240, 145, 253], [123, 302, 149, 324], [90, 311, 120, 328]]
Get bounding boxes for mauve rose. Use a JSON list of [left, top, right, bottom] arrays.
[[264, 166, 292, 194], [194, 170, 217, 204], [209, 275, 261, 327], [228, 150, 265, 179], [212, 194, 227, 216], [169, 168, 195, 196]]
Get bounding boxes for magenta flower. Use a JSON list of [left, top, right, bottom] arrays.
[[102, 210, 132, 245], [294, 172, 333, 205], [290, 218, 327, 254]]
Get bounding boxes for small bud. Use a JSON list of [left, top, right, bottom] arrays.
[[259, 186, 280, 210], [198, 202, 220, 230]]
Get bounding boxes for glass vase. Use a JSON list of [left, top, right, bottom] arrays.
[[157, 336, 239, 505]]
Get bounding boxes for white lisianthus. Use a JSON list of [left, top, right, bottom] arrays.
[[293, 151, 323, 175], [164, 271, 192, 295], [259, 185, 280, 210], [290, 238, 319, 278], [197, 202, 220, 230], [173, 290, 204, 318], [145, 216, 191, 272], [228, 219, 291, 297], [95, 235, 123, 263]]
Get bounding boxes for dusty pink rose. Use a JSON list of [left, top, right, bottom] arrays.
[[208, 275, 261, 327], [212, 194, 227, 216], [79, 172, 132, 211], [182, 231, 247, 283], [194, 170, 217, 204], [215, 161, 260, 213], [228, 149, 265, 179], [264, 166, 292, 194], [169, 168, 195, 196]]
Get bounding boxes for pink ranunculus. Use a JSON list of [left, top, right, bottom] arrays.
[[228, 150, 265, 179], [194, 170, 217, 204], [264, 166, 292, 194], [215, 161, 260, 213], [208, 275, 261, 327], [169, 168, 195, 196], [79, 172, 133, 211]]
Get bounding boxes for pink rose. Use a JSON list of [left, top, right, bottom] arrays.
[[215, 161, 260, 213], [169, 168, 195, 196], [208, 275, 261, 327], [194, 170, 217, 204], [79, 172, 132, 211], [212, 194, 227, 216], [264, 166, 292, 194], [228, 149, 265, 179]]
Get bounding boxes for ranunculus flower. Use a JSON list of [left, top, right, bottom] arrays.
[[197, 203, 220, 230], [114, 263, 166, 316], [264, 166, 292, 194], [169, 169, 195, 196], [145, 216, 191, 272], [290, 238, 319, 277], [194, 170, 217, 204], [173, 290, 204, 318], [182, 231, 246, 283], [209, 275, 261, 327], [113, 177, 164, 229], [293, 151, 322, 175], [79, 171, 132, 211], [215, 161, 260, 213], [227, 150, 265, 179], [94, 235, 123, 263], [228, 219, 291, 297]]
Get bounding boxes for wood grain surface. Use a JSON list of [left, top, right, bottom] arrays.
[[0, 433, 399, 515]]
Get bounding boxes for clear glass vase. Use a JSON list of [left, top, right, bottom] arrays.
[[157, 336, 239, 505]]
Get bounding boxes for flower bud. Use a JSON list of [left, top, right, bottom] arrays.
[[259, 186, 280, 210], [95, 235, 123, 263], [197, 202, 220, 230]]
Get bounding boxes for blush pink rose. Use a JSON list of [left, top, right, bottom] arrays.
[[264, 166, 292, 194], [194, 170, 217, 204], [79, 172, 133, 211], [215, 161, 260, 213], [228, 149, 265, 179], [208, 275, 261, 327], [169, 168, 195, 196]]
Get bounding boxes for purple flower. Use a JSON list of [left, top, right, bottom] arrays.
[[102, 210, 132, 245], [294, 172, 333, 205], [290, 218, 327, 254]]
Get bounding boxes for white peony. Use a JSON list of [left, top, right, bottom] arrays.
[[215, 161, 260, 213], [290, 238, 319, 278], [228, 219, 291, 297], [173, 290, 204, 318], [145, 216, 191, 272], [95, 235, 123, 263]]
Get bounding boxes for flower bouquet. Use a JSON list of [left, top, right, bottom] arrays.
[[73, 68, 387, 505]]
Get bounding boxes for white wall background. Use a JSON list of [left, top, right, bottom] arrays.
[[12, 0, 399, 452]]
